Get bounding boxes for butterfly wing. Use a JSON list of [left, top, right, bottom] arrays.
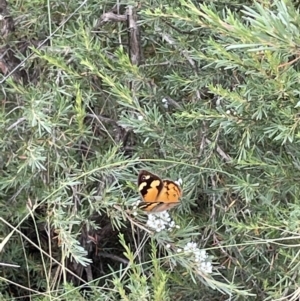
[[138, 170, 163, 203], [138, 170, 182, 213], [152, 180, 182, 212]]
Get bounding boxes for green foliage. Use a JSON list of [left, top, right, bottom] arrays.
[[2, 0, 300, 300]]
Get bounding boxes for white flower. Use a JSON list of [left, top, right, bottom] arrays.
[[137, 115, 144, 121], [146, 211, 179, 232], [161, 98, 168, 108], [183, 241, 212, 274], [184, 242, 198, 252], [200, 261, 212, 274], [132, 200, 141, 211], [169, 221, 175, 228], [175, 178, 183, 186]]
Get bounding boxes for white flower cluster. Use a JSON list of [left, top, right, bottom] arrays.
[[146, 211, 179, 232], [161, 98, 169, 108], [225, 109, 242, 116], [132, 200, 141, 215], [183, 242, 212, 274]]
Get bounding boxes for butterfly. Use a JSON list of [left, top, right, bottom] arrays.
[[137, 170, 182, 213]]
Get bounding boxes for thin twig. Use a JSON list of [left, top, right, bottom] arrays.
[[6, 117, 26, 130], [127, 6, 142, 66], [97, 12, 127, 25]]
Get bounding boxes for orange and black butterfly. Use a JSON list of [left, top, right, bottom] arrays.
[[137, 170, 182, 213]]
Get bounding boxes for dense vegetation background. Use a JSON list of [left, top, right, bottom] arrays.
[[1, 0, 300, 300]]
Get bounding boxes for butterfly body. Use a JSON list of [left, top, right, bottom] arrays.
[[137, 170, 182, 213]]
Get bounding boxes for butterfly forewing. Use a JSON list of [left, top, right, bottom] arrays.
[[138, 170, 164, 203]]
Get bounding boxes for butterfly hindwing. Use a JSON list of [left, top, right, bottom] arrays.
[[160, 180, 182, 202]]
